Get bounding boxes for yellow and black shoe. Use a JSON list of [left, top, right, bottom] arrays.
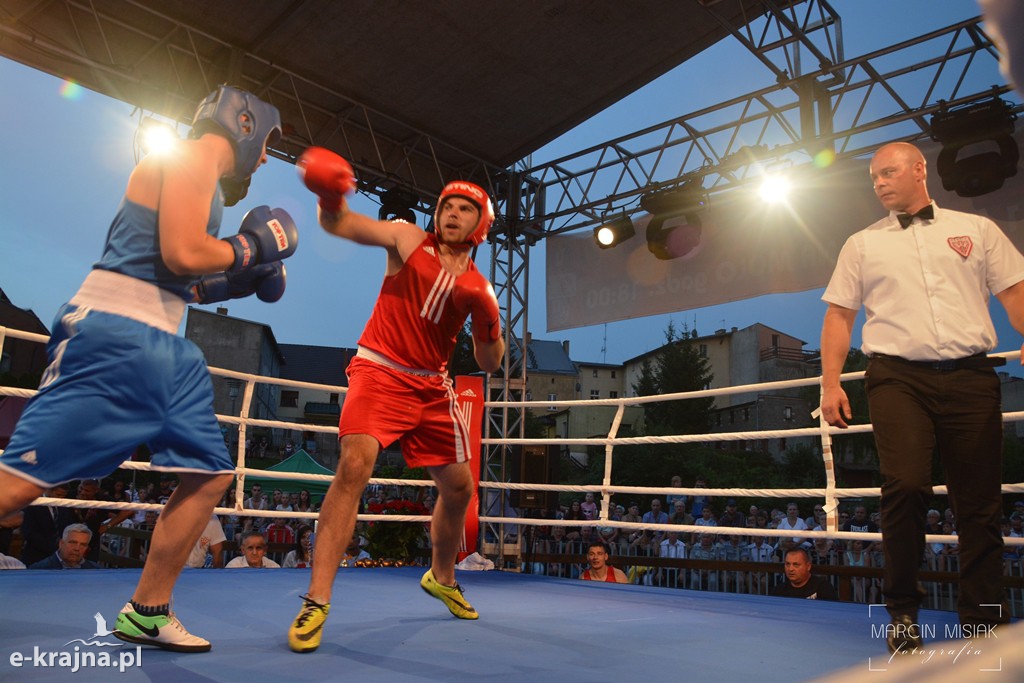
[[288, 594, 330, 653], [420, 569, 478, 620]]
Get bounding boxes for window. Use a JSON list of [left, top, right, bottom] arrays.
[[547, 393, 557, 411], [592, 369, 598, 378], [611, 370, 617, 379], [329, 393, 339, 405], [280, 390, 298, 408], [609, 390, 618, 399], [783, 406, 794, 421], [590, 389, 600, 399], [699, 343, 708, 357], [771, 334, 780, 348]]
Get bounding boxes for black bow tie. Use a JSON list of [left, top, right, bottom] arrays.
[[897, 204, 934, 229]]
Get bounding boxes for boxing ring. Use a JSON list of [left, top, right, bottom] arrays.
[[0, 567, 970, 683], [2, 324, 1024, 681]]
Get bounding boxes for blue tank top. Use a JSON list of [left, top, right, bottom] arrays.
[[93, 187, 225, 300]]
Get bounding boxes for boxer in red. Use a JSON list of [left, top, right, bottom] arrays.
[[288, 147, 505, 653], [580, 541, 628, 583]]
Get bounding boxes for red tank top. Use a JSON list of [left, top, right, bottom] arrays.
[[358, 233, 473, 373], [582, 568, 621, 583]]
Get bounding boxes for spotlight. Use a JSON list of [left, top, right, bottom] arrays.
[[593, 214, 635, 249], [758, 174, 792, 203], [137, 117, 178, 155], [379, 187, 419, 224], [640, 180, 707, 261], [930, 98, 1018, 198]]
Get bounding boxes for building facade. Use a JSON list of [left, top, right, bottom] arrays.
[[622, 323, 820, 459], [184, 307, 285, 460], [276, 343, 356, 469]]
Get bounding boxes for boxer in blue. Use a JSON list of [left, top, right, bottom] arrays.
[[0, 85, 296, 652]]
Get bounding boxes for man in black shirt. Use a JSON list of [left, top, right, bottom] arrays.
[[771, 547, 837, 600]]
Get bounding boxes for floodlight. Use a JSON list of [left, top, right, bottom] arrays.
[[758, 174, 792, 203], [593, 214, 635, 249], [640, 180, 707, 260], [379, 187, 419, 224], [138, 117, 178, 155], [931, 98, 1018, 198]]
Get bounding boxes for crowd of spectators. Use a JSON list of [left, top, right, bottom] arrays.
[[3, 471, 1021, 605], [519, 474, 1024, 605], [0, 474, 432, 570]]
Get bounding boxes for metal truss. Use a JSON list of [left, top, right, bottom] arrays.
[[702, 0, 845, 87], [481, 220, 529, 564], [518, 15, 1017, 237], [480, 7, 1018, 565], [0, 0, 507, 210]]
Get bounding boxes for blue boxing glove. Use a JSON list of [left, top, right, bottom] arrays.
[[223, 206, 298, 272], [191, 262, 287, 305]]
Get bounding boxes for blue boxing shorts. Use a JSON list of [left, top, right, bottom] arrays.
[[0, 273, 233, 487]]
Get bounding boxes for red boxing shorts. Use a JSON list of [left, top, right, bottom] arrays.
[[339, 356, 472, 468]]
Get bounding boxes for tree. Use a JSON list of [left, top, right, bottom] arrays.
[[655, 321, 714, 435], [633, 321, 714, 436], [632, 358, 658, 435], [800, 348, 877, 476], [448, 323, 481, 376]]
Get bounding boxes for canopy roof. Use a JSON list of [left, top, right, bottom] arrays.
[[0, 0, 777, 197]]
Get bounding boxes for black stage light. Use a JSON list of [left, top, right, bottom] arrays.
[[931, 98, 1019, 198], [593, 214, 636, 249], [378, 187, 419, 223], [640, 180, 707, 260]]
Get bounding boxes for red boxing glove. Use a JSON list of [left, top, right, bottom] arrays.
[[452, 270, 501, 343], [296, 146, 355, 213]]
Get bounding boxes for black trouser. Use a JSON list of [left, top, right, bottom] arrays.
[[866, 356, 1007, 626]]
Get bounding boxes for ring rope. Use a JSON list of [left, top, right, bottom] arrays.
[[23, 496, 1024, 547], [3, 324, 1023, 553]]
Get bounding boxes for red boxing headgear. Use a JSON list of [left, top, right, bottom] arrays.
[[434, 181, 494, 246]]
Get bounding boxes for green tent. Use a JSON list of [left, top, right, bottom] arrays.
[[242, 449, 335, 498]]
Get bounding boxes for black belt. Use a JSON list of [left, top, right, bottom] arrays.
[[870, 353, 1006, 371]]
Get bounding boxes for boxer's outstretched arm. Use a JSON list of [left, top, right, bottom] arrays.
[[298, 146, 424, 262]]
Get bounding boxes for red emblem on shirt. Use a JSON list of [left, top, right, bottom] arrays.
[[947, 236, 972, 258]]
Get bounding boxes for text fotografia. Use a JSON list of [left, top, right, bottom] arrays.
[[9, 646, 143, 673], [872, 622, 998, 664]]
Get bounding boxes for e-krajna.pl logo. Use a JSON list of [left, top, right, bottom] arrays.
[[7, 612, 142, 673]]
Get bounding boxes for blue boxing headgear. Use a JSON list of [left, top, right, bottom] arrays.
[[190, 85, 282, 181]]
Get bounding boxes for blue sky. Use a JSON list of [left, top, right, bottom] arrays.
[[1, 0, 1019, 369]]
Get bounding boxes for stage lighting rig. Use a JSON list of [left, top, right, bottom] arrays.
[[593, 213, 636, 249], [379, 187, 419, 223], [640, 179, 707, 261], [930, 97, 1018, 198], [136, 117, 178, 156]]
